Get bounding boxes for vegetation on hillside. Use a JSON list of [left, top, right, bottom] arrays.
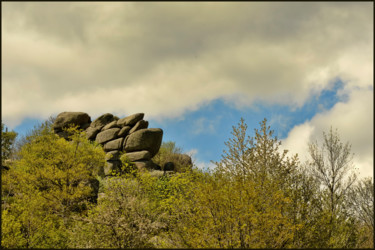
[[1, 118, 373, 248]]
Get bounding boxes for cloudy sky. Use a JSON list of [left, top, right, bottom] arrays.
[[2, 2, 373, 179]]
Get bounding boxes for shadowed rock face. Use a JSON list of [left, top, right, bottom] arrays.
[[129, 120, 148, 134], [116, 113, 144, 127], [90, 113, 116, 128]]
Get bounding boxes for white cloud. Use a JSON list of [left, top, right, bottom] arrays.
[[184, 148, 216, 171], [185, 148, 198, 158], [282, 87, 373, 179]]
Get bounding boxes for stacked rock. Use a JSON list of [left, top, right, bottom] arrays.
[[53, 112, 163, 176], [53, 112, 91, 138]]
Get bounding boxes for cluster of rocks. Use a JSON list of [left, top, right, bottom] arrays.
[[53, 111, 163, 176]]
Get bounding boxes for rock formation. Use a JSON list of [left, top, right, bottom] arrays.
[[53, 111, 163, 176]]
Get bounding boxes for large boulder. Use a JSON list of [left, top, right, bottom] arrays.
[[85, 126, 102, 140], [53, 112, 91, 132], [129, 120, 149, 134], [125, 150, 151, 162], [102, 120, 119, 131], [118, 126, 131, 137], [96, 128, 121, 144], [124, 128, 163, 157], [103, 138, 124, 151], [117, 113, 144, 127], [91, 113, 116, 128]]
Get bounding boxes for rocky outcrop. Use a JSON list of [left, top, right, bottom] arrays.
[[53, 112, 91, 138], [90, 113, 116, 128], [117, 113, 144, 127], [53, 111, 164, 177], [96, 128, 121, 144], [125, 151, 151, 162], [124, 128, 163, 157], [85, 113, 118, 140]]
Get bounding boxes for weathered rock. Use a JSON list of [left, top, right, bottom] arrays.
[[105, 150, 120, 161], [118, 126, 131, 137], [163, 162, 175, 172], [125, 150, 151, 162], [123, 135, 130, 147], [124, 128, 163, 157], [91, 113, 116, 128], [117, 113, 144, 127], [102, 120, 119, 131], [104, 160, 122, 176], [129, 120, 149, 134], [53, 112, 91, 132], [96, 128, 121, 144], [133, 160, 157, 171], [103, 138, 124, 151], [86, 126, 103, 140], [81, 123, 91, 130]]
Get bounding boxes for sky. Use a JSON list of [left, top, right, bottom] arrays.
[[2, 2, 373, 179]]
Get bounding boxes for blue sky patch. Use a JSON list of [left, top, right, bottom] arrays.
[[150, 79, 347, 164], [9, 79, 346, 167]]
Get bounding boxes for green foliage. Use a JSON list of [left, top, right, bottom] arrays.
[[1, 124, 105, 248], [348, 178, 374, 248], [214, 118, 299, 185], [307, 127, 359, 248], [2, 117, 372, 248], [68, 174, 168, 248], [118, 153, 138, 177], [154, 118, 301, 248], [1, 123, 18, 164], [13, 116, 56, 159]]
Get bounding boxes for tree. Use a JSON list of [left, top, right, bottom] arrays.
[[1, 124, 105, 248], [214, 118, 299, 186], [308, 127, 357, 214], [308, 127, 358, 247], [155, 118, 302, 248], [348, 178, 374, 248], [1, 123, 18, 165], [68, 174, 168, 248]]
